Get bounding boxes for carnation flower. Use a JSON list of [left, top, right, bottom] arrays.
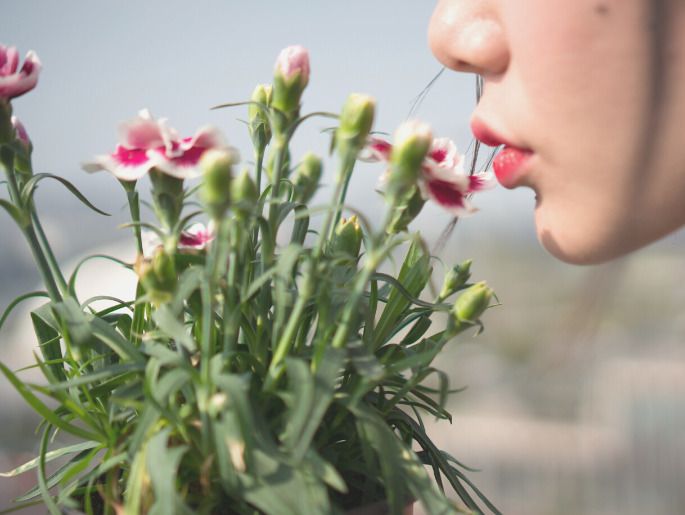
[[364, 134, 496, 217], [0, 44, 41, 101], [82, 109, 227, 181]]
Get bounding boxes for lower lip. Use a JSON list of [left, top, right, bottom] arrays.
[[493, 146, 533, 187]]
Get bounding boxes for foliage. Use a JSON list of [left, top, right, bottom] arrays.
[[0, 45, 498, 514]]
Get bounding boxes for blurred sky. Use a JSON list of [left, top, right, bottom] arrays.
[[1, 0, 539, 250]]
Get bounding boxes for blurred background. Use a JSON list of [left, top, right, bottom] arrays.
[[1, 1, 684, 514]]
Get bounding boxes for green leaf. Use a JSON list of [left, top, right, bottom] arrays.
[[0, 198, 29, 227], [0, 362, 101, 442], [30, 303, 66, 381], [0, 291, 49, 331], [146, 427, 190, 515], [374, 236, 432, 348], [350, 402, 457, 515], [67, 254, 131, 297], [281, 349, 344, 462], [21, 173, 110, 216], [0, 440, 100, 477], [153, 306, 197, 353]]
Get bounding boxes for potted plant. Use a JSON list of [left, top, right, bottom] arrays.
[[0, 43, 499, 514]]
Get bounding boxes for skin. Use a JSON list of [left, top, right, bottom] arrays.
[[428, 0, 685, 264]]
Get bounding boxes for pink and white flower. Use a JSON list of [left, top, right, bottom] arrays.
[[142, 222, 214, 255], [274, 45, 310, 86], [178, 222, 214, 249], [364, 135, 496, 217], [82, 109, 227, 181], [0, 45, 41, 101]]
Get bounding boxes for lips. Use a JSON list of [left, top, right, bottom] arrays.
[[470, 121, 533, 188]]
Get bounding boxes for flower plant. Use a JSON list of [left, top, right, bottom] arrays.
[[0, 43, 499, 514]]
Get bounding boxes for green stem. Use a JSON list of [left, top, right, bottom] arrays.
[[1, 147, 62, 302], [31, 210, 68, 296], [327, 151, 357, 242], [127, 189, 144, 256]]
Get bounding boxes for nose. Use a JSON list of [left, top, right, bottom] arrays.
[[428, 0, 509, 76]]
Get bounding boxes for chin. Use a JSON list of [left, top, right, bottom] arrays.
[[533, 207, 631, 265]]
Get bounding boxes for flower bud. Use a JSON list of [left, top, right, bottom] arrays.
[[136, 246, 177, 304], [453, 281, 493, 325], [439, 259, 473, 301], [292, 152, 322, 203], [10, 116, 32, 175], [335, 93, 376, 158], [330, 215, 363, 259], [149, 168, 185, 232], [230, 168, 258, 219], [248, 83, 273, 154], [386, 185, 425, 234], [265, 145, 291, 181], [272, 45, 310, 115], [200, 148, 239, 220], [388, 121, 431, 186]]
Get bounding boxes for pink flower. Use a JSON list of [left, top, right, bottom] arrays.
[[364, 135, 496, 217], [275, 45, 310, 86], [142, 222, 214, 255], [11, 116, 30, 149], [272, 45, 310, 113], [0, 44, 41, 101], [82, 109, 227, 181], [178, 222, 214, 249]]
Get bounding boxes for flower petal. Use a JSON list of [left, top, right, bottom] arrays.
[[359, 137, 392, 163], [81, 145, 158, 181], [427, 137, 459, 169], [421, 178, 478, 217], [182, 125, 228, 151], [0, 49, 41, 100], [116, 109, 166, 149], [179, 222, 213, 249], [150, 146, 209, 179], [467, 171, 497, 192]]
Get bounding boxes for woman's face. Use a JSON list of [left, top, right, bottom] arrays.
[[429, 0, 685, 264]]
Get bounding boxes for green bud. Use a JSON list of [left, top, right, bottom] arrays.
[[292, 152, 322, 203], [265, 145, 291, 182], [335, 93, 376, 158], [149, 168, 185, 232], [10, 116, 32, 176], [386, 185, 426, 234], [200, 148, 239, 220], [136, 247, 178, 304], [439, 259, 473, 301], [248, 83, 273, 154], [330, 215, 363, 259], [230, 168, 258, 219], [453, 281, 493, 325], [271, 45, 310, 133], [387, 121, 432, 202]]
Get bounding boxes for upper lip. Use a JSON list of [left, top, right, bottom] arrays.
[[470, 118, 528, 151]]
